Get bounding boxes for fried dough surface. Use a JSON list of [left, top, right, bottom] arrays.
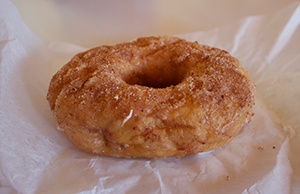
[[47, 36, 256, 158]]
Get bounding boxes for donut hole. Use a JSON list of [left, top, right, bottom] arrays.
[[123, 60, 190, 88]]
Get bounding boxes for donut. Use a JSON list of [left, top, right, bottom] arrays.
[[47, 36, 256, 158]]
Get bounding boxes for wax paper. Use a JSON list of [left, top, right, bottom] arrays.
[[1, 1, 300, 193]]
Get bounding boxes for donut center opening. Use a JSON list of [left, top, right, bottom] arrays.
[[122, 60, 190, 88]]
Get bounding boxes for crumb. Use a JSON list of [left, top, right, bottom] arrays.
[[258, 146, 264, 150]]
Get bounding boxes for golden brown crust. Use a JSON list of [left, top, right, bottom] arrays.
[[47, 36, 256, 158]]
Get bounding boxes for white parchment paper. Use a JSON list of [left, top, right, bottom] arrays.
[[1, 1, 300, 193]]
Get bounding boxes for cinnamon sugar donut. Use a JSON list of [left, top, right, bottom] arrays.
[[47, 36, 255, 158]]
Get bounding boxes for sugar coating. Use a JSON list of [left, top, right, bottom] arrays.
[[47, 36, 256, 158]]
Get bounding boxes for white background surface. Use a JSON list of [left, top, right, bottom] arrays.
[[2, 0, 300, 193], [10, 0, 299, 47]]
